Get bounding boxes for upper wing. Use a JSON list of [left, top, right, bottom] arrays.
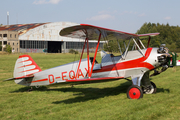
[[60, 24, 139, 40], [138, 33, 160, 38]]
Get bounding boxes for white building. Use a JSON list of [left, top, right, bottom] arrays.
[[0, 22, 104, 53]]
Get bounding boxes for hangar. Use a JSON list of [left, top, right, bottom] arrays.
[[0, 22, 104, 53]]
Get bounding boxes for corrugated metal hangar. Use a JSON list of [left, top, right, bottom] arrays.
[[0, 22, 104, 53]]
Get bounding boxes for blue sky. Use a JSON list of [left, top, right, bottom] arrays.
[[0, 0, 179, 33]]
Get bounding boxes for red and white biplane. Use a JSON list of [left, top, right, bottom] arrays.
[[5, 24, 172, 99]]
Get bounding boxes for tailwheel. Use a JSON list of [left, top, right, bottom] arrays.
[[142, 81, 157, 94], [127, 85, 143, 99]]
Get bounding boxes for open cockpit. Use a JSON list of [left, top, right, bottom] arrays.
[[91, 36, 149, 71]]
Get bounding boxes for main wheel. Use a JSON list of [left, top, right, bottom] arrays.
[[127, 85, 143, 99], [142, 81, 157, 94]]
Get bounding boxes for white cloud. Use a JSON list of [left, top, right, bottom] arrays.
[[33, 0, 62, 4], [138, 13, 146, 17], [120, 11, 146, 17], [164, 16, 171, 20], [120, 11, 137, 15], [33, 0, 46, 4], [87, 14, 114, 21], [49, 0, 62, 4]]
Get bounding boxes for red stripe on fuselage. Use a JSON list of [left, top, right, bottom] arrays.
[[66, 76, 124, 82], [93, 48, 154, 73], [31, 78, 48, 83], [55, 76, 61, 79]]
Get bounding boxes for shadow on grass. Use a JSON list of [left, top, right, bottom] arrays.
[[11, 81, 170, 104], [52, 81, 131, 104], [10, 86, 33, 92], [11, 81, 131, 103], [157, 88, 170, 93]]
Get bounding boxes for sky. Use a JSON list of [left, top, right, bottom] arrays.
[[0, 0, 180, 33]]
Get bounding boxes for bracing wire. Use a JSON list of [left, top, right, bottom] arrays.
[[71, 42, 78, 70], [73, 29, 87, 74], [102, 30, 111, 54], [102, 31, 119, 76]]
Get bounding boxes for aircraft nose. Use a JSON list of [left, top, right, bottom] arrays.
[[157, 45, 172, 66]]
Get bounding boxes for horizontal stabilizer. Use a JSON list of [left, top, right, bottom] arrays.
[[4, 78, 16, 81], [4, 75, 34, 82]]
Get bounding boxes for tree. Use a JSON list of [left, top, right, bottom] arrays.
[[137, 22, 180, 52], [104, 22, 180, 53]]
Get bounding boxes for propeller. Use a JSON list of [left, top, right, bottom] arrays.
[[151, 44, 172, 77], [157, 44, 172, 65]]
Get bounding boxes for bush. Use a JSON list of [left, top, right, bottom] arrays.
[[69, 49, 78, 54], [5, 44, 12, 53]]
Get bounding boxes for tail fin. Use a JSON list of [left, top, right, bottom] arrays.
[[14, 55, 41, 79]]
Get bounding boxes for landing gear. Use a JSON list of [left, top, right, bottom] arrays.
[[28, 86, 40, 92], [27, 87, 33, 92], [142, 81, 157, 94], [127, 85, 143, 99]]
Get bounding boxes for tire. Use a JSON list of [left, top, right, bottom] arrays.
[[142, 81, 157, 94], [127, 85, 143, 99]]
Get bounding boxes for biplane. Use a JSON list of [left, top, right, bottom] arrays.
[[5, 24, 172, 99]]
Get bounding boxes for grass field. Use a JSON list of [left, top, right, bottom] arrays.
[[1, 53, 180, 120]]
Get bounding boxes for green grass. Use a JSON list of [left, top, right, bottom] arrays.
[[1, 53, 180, 120]]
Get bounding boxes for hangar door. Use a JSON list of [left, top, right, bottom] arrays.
[[48, 41, 62, 53]]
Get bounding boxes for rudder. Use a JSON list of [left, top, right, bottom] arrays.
[[14, 55, 42, 79]]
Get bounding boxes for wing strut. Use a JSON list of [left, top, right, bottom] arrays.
[[139, 39, 145, 49], [123, 39, 131, 59], [117, 39, 123, 59], [89, 33, 101, 78], [132, 38, 145, 57], [86, 38, 90, 78], [75, 38, 87, 79], [147, 36, 151, 48]]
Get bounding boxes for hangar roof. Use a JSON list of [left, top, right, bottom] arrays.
[[0, 23, 48, 35], [0, 22, 103, 43]]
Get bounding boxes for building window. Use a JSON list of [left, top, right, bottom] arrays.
[[3, 41, 7, 45], [20, 41, 24, 48], [3, 34, 7, 37], [66, 41, 103, 50], [0, 34, 2, 38], [15, 34, 16, 38], [19, 40, 47, 50], [13, 43, 14, 45], [10, 34, 12, 38]]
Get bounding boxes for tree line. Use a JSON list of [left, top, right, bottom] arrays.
[[137, 22, 180, 52], [104, 22, 180, 53]]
